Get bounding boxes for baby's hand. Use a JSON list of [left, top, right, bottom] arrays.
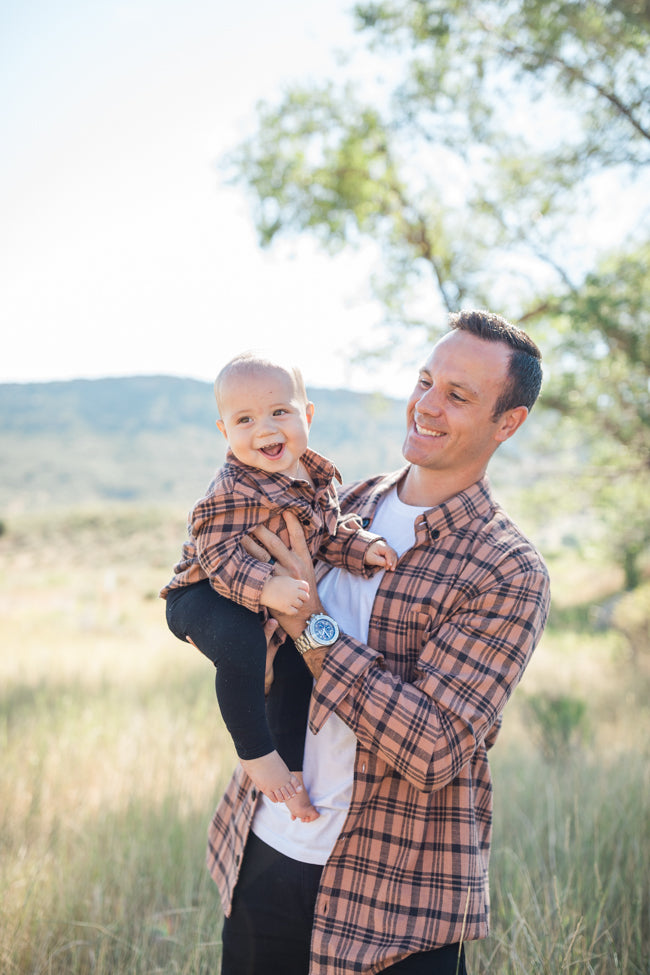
[[260, 575, 310, 615], [364, 539, 398, 571]]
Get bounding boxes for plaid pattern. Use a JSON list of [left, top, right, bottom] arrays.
[[207, 470, 550, 975], [160, 448, 379, 611]]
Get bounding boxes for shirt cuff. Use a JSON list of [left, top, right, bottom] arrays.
[[308, 633, 384, 733], [346, 529, 388, 578], [219, 556, 275, 614]]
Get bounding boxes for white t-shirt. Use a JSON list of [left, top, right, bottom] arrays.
[[251, 485, 428, 864]]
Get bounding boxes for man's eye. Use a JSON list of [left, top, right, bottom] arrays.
[[449, 393, 466, 403]]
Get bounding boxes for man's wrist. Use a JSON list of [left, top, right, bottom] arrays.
[[294, 613, 340, 656], [278, 615, 310, 641]]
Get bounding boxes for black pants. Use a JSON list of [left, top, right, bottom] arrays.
[[221, 832, 469, 975], [165, 581, 312, 768]]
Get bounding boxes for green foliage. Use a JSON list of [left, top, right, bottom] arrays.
[[537, 242, 650, 452], [228, 0, 649, 320], [524, 691, 590, 761], [241, 87, 404, 247], [612, 580, 650, 660], [531, 242, 650, 585], [225, 0, 650, 587]]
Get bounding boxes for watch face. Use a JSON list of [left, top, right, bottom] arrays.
[[311, 615, 338, 645]]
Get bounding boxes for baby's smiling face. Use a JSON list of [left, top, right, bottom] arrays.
[[216, 365, 314, 477]]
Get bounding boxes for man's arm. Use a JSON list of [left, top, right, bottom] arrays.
[[322, 569, 549, 792], [250, 514, 550, 793]]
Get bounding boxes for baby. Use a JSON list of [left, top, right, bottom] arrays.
[[161, 351, 397, 821]]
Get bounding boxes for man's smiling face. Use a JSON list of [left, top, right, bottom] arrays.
[[402, 329, 515, 484]]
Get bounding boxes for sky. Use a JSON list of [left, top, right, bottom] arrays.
[[1, 0, 424, 397], [3, 2, 646, 400]]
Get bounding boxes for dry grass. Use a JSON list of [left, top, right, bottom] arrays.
[[1, 506, 648, 973]]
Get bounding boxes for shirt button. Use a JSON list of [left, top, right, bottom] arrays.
[[430, 528, 440, 540], [251, 788, 257, 800]]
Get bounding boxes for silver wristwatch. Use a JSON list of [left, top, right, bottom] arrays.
[[294, 613, 340, 655]]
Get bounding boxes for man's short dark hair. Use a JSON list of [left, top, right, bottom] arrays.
[[449, 309, 543, 416]]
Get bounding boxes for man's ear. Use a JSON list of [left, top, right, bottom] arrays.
[[305, 402, 315, 427], [216, 419, 228, 440], [495, 406, 528, 444]]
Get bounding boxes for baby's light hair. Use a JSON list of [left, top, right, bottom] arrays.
[[214, 351, 308, 415]]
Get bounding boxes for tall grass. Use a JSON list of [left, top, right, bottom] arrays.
[[467, 749, 649, 974], [1, 652, 230, 973], [1, 508, 648, 973]]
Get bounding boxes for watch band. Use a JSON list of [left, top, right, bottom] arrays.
[[294, 628, 317, 656]]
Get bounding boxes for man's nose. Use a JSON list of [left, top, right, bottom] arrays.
[[417, 385, 443, 414]]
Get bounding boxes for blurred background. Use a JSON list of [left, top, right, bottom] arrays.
[[2, 2, 649, 972]]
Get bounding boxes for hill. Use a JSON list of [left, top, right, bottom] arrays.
[[0, 377, 408, 512], [0, 374, 543, 517]]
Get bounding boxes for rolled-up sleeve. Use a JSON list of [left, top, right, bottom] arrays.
[[310, 551, 550, 793]]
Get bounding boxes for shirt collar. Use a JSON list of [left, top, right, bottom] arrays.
[[418, 475, 495, 538], [224, 447, 341, 492], [370, 469, 496, 541], [300, 447, 342, 486]]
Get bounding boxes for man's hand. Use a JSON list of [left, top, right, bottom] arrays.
[[241, 513, 331, 679], [243, 512, 323, 639]]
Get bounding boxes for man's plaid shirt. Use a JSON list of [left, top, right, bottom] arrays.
[[207, 469, 550, 974]]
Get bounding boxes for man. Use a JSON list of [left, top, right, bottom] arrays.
[[207, 310, 551, 975]]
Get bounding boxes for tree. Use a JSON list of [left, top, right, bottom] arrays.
[[537, 240, 650, 587], [225, 0, 650, 584]]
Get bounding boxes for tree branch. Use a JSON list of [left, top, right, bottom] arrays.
[[495, 35, 650, 143]]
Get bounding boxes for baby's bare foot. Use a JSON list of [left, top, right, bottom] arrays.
[[286, 773, 320, 823], [240, 751, 301, 803]]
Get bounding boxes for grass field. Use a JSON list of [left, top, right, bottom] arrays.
[[1, 507, 648, 974]]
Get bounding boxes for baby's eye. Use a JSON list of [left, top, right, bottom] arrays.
[[236, 415, 252, 424], [273, 408, 289, 416]]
